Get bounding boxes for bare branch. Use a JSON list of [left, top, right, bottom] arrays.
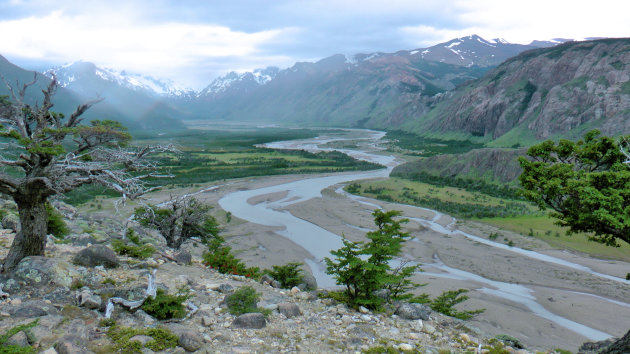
[[65, 97, 104, 128], [621, 138, 630, 165]]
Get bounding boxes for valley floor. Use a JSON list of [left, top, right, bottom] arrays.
[[158, 172, 630, 353]]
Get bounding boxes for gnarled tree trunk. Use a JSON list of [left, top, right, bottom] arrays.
[[3, 193, 48, 271]]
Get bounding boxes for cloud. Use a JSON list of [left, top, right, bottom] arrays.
[[0, 9, 296, 88], [0, 0, 629, 88]]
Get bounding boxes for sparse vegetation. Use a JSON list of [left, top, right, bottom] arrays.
[[111, 229, 156, 259], [106, 324, 179, 353], [0, 319, 38, 354], [203, 238, 261, 279]]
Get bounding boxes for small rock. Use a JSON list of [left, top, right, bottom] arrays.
[[41, 348, 58, 354], [277, 302, 302, 318], [77, 290, 101, 309], [422, 324, 436, 335], [271, 280, 281, 288], [54, 341, 86, 354], [217, 284, 233, 293], [358, 306, 369, 314], [232, 313, 266, 329], [179, 331, 203, 352], [260, 274, 273, 285], [201, 316, 214, 327], [460, 333, 471, 343], [10, 298, 22, 305], [290, 287, 300, 295], [409, 333, 419, 340], [398, 343, 414, 351]]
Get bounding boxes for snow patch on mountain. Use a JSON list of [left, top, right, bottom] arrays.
[[46, 61, 193, 97]]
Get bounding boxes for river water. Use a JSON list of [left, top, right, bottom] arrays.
[[218, 128, 627, 341]]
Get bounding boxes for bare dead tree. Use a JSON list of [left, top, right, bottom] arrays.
[[133, 196, 220, 249], [0, 75, 175, 270]]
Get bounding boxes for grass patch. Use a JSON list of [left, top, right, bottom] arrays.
[[349, 178, 535, 219], [478, 214, 630, 262], [106, 324, 178, 353]]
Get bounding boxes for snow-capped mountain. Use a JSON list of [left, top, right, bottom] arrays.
[[404, 34, 537, 67], [200, 67, 279, 96], [46, 61, 194, 98]]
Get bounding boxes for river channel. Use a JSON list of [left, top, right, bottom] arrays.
[[218, 129, 630, 344]]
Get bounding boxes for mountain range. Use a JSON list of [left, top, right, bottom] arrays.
[[2, 35, 628, 144]]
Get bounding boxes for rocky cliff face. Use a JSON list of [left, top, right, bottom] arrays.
[[409, 38, 630, 144]]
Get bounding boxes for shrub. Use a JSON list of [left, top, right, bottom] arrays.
[[225, 286, 262, 316], [141, 288, 190, 320], [267, 262, 304, 289], [46, 202, 69, 238], [111, 229, 156, 259], [429, 289, 484, 320], [203, 243, 260, 279]]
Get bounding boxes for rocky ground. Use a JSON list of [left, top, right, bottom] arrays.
[[0, 197, 625, 354]]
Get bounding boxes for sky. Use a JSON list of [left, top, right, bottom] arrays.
[[0, 0, 629, 89]]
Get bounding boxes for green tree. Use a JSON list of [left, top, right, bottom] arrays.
[[325, 209, 420, 309], [0, 77, 172, 270], [519, 130, 630, 246]]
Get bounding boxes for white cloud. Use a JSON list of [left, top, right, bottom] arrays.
[[0, 10, 295, 88]]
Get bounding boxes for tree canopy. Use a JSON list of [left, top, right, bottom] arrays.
[[519, 130, 630, 247]]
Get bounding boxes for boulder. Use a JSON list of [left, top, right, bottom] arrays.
[[232, 313, 266, 329], [73, 245, 120, 268], [277, 302, 302, 318], [2, 213, 19, 232], [395, 302, 431, 321], [217, 283, 233, 293], [178, 331, 203, 352], [300, 271, 317, 290], [13, 256, 79, 288], [5, 331, 29, 347], [77, 290, 102, 309], [173, 250, 192, 265], [579, 328, 630, 354]]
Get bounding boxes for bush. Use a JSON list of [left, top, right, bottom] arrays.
[[267, 262, 304, 289], [46, 202, 69, 238], [111, 229, 156, 259], [203, 243, 260, 279], [141, 288, 190, 320], [225, 286, 265, 316]]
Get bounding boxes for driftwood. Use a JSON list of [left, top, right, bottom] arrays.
[[105, 269, 157, 319]]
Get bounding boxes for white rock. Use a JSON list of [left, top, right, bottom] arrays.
[[399, 343, 414, 351], [41, 348, 57, 354], [358, 306, 369, 314], [460, 333, 471, 343], [409, 333, 419, 340], [360, 315, 371, 322], [290, 287, 301, 295], [422, 324, 436, 334]]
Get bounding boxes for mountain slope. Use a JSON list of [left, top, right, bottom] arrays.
[[194, 53, 488, 127], [404, 38, 630, 145], [45, 61, 186, 130]]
